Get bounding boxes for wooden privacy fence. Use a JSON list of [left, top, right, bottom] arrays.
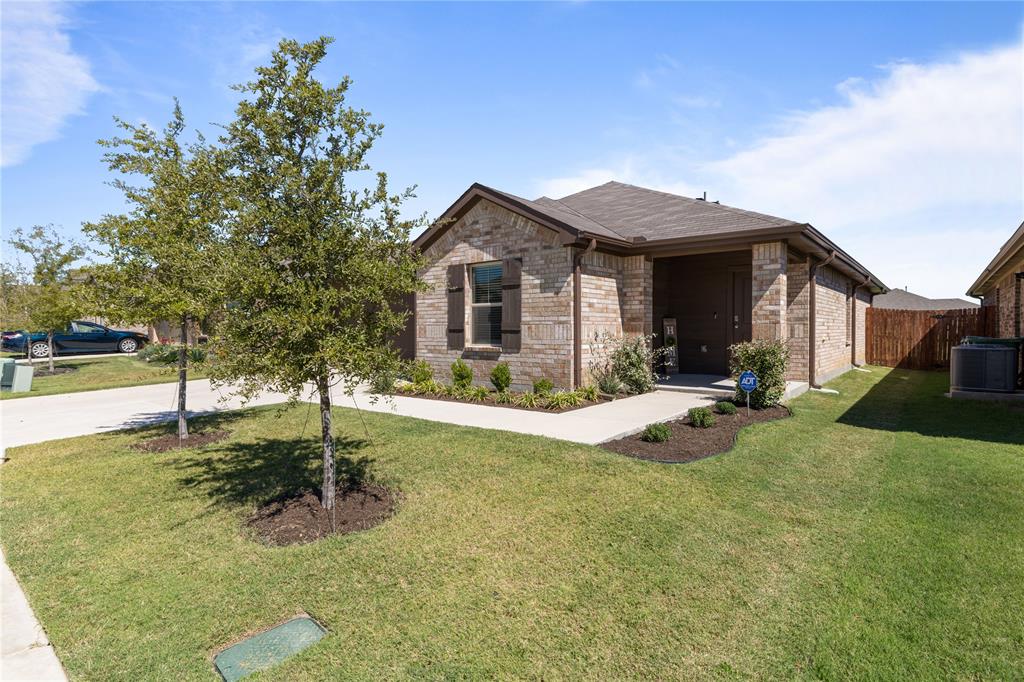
[[866, 307, 996, 370]]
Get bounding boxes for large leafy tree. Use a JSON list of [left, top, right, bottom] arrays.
[[6, 226, 88, 372], [0, 261, 34, 335], [85, 103, 226, 444], [212, 37, 423, 513]]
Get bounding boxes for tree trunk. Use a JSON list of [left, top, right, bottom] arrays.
[[47, 332, 54, 374], [317, 373, 336, 514], [177, 315, 189, 444]]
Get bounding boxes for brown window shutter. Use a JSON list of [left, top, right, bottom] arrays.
[[447, 264, 465, 350], [501, 257, 522, 352]]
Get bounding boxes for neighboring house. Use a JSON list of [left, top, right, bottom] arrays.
[[411, 181, 887, 390], [967, 220, 1024, 338], [873, 288, 978, 311]]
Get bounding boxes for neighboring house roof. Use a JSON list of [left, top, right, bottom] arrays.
[[966, 220, 1024, 297], [872, 288, 978, 310], [416, 181, 887, 293]]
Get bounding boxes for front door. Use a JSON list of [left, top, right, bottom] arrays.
[[729, 270, 752, 347]]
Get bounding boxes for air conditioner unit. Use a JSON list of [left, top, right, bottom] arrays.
[[950, 345, 1018, 393]]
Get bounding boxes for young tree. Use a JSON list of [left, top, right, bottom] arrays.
[[7, 226, 88, 372], [0, 261, 34, 337], [85, 103, 226, 444], [212, 37, 423, 513]]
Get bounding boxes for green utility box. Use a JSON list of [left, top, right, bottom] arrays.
[[0, 358, 15, 390], [8, 364, 34, 393]]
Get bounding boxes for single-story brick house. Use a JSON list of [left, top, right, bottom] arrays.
[[410, 181, 887, 391], [967, 220, 1024, 338]]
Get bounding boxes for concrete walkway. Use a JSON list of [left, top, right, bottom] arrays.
[[337, 387, 715, 444], [1, 550, 66, 681]]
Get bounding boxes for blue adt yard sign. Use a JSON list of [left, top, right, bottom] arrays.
[[738, 370, 758, 415]]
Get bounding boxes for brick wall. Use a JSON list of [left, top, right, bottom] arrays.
[[814, 265, 854, 381], [854, 289, 869, 365], [981, 252, 1023, 338], [786, 252, 809, 380], [752, 241, 787, 341], [580, 252, 652, 382], [417, 199, 574, 390]]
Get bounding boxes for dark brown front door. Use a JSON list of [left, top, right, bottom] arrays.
[[729, 270, 752, 347]]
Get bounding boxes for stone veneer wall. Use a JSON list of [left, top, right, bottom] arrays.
[[417, 199, 574, 390], [752, 241, 788, 342], [579, 252, 652, 383], [785, 251, 810, 381], [981, 252, 1023, 338]]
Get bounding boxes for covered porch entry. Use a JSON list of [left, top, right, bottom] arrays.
[[652, 250, 753, 377]]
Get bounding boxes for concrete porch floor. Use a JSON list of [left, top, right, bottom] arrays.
[[658, 373, 809, 402]]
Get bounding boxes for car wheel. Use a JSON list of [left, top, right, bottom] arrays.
[[118, 338, 139, 353], [30, 341, 50, 358]]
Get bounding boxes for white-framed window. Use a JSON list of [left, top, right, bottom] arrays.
[[470, 262, 503, 346]]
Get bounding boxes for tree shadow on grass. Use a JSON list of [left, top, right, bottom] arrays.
[[837, 368, 1024, 446], [167, 433, 372, 509]]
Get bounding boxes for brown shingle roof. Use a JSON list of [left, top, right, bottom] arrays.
[[872, 288, 978, 310]]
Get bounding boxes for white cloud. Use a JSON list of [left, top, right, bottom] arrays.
[[1, 2, 100, 167], [538, 38, 1024, 298]]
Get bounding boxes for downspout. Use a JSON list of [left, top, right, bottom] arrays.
[[852, 275, 871, 367], [808, 250, 837, 388], [573, 238, 598, 389]]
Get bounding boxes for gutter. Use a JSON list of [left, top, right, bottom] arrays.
[[808, 250, 837, 388], [573, 238, 597, 389]]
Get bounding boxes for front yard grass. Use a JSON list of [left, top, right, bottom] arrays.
[[1, 367, 1022, 679], [0, 355, 206, 400]]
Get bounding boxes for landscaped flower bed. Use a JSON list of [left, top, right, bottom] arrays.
[[391, 379, 610, 413], [602, 400, 790, 463]]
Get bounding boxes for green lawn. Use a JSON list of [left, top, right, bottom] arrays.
[[1, 368, 1022, 680], [0, 355, 205, 400]]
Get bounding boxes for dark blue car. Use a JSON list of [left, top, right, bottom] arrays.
[[1, 321, 148, 358]]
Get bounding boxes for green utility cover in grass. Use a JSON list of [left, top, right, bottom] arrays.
[[214, 616, 326, 681]]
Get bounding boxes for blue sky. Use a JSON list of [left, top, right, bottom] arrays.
[[2, 1, 1022, 298]]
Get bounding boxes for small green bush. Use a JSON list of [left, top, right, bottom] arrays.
[[715, 400, 737, 415], [411, 360, 433, 384], [490, 363, 512, 392], [494, 390, 515, 405], [592, 333, 667, 395], [594, 369, 624, 395], [578, 385, 599, 402], [451, 359, 473, 389], [729, 339, 789, 409], [138, 343, 207, 365], [533, 378, 554, 395], [688, 406, 716, 428], [545, 390, 583, 410], [466, 386, 490, 402], [515, 392, 541, 408], [640, 422, 671, 443], [369, 371, 396, 394], [412, 379, 442, 395]]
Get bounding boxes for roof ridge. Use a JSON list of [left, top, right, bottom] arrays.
[[596, 181, 799, 228], [536, 195, 628, 240]]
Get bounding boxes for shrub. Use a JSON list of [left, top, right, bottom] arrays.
[[532, 378, 554, 395], [494, 390, 515, 405], [514, 391, 541, 408], [594, 368, 625, 396], [688, 406, 716, 428], [466, 386, 490, 402], [490, 363, 512, 392], [451, 359, 473, 389], [412, 379, 442, 395], [729, 339, 789, 409], [545, 390, 583, 410], [715, 400, 737, 415], [578, 385, 599, 402], [588, 333, 667, 395], [411, 360, 433, 384], [138, 342, 207, 365], [640, 422, 671, 443]]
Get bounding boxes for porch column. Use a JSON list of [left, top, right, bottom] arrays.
[[751, 241, 788, 341]]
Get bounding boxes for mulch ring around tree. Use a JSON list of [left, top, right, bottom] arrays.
[[30, 365, 78, 377], [248, 483, 398, 546], [133, 430, 231, 453], [601, 404, 791, 464]]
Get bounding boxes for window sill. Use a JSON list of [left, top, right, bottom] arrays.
[[464, 345, 502, 353]]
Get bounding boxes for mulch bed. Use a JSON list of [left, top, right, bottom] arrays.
[[134, 430, 230, 453], [248, 483, 397, 546], [389, 391, 614, 413], [30, 365, 78, 377], [601, 404, 791, 463]]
